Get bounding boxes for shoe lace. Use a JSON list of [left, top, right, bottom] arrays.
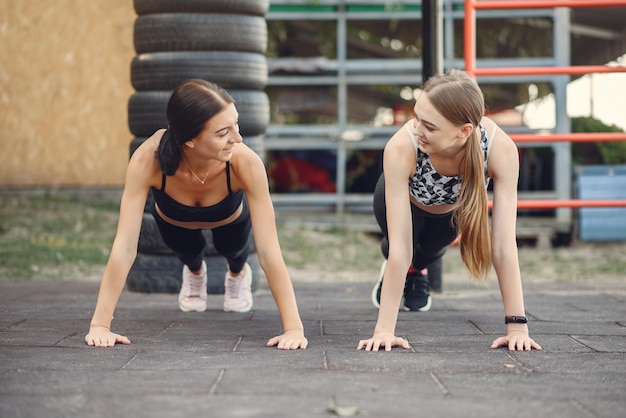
[[226, 276, 242, 299], [185, 273, 204, 298]]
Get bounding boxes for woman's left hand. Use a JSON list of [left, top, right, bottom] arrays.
[[491, 330, 542, 351], [267, 329, 308, 350]]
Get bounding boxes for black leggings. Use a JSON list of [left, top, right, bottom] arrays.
[[373, 174, 458, 271], [151, 199, 251, 273]]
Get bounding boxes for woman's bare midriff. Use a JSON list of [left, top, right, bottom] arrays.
[[410, 196, 457, 215], [155, 202, 243, 230]]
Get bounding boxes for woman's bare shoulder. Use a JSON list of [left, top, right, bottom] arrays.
[[127, 130, 165, 181], [386, 121, 415, 151]]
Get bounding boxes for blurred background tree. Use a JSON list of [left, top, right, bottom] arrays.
[[571, 117, 626, 165]]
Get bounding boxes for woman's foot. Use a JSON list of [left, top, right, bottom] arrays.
[[178, 261, 207, 312], [223, 263, 253, 313]]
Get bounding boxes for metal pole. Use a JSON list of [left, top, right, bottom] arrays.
[[422, 0, 443, 81]]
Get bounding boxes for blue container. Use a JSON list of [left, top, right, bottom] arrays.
[[577, 165, 626, 241]]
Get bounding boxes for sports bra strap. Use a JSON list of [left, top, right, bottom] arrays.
[[161, 162, 233, 194], [226, 161, 233, 194]]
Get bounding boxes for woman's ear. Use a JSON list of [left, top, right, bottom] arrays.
[[184, 140, 195, 149], [459, 123, 474, 140]]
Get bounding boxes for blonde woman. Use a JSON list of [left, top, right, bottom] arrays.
[[85, 79, 307, 350], [358, 70, 542, 352]]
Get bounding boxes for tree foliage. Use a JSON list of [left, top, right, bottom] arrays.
[[572, 117, 626, 165]]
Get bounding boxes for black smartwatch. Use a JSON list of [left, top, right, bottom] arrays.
[[505, 316, 528, 324]]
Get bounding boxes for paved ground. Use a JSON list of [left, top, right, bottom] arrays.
[[1, 277, 625, 418]]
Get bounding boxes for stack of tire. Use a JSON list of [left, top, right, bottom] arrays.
[[126, 0, 270, 294]]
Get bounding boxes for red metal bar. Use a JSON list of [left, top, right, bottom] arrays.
[[474, 65, 626, 76], [488, 200, 626, 209], [464, 0, 626, 213], [473, 0, 626, 10], [510, 133, 626, 143], [464, 0, 477, 75], [464, 1, 626, 76]]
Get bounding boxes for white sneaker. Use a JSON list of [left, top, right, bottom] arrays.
[[223, 263, 253, 313], [371, 259, 387, 309], [178, 261, 207, 312]]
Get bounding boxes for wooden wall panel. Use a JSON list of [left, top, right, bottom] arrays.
[[0, 0, 135, 186]]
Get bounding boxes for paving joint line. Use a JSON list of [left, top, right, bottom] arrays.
[[120, 349, 141, 370], [209, 369, 225, 395], [468, 320, 486, 335], [429, 372, 451, 397], [157, 321, 176, 336], [404, 336, 416, 353], [505, 352, 534, 373], [232, 335, 243, 351], [569, 398, 599, 418], [52, 332, 77, 346], [567, 335, 599, 352], [6, 319, 26, 330]]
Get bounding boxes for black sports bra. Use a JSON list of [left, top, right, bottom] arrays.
[[151, 161, 244, 223]]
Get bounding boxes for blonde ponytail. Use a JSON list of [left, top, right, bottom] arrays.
[[453, 129, 492, 280], [423, 69, 492, 280]]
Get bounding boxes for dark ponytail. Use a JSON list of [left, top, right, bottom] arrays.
[[157, 128, 182, 176], [155, 79, 235, 175]]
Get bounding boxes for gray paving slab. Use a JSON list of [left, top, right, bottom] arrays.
[[1, 279, 625, 418]]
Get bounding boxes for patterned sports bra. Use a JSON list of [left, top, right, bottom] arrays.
[[407, 122, 493, 206]]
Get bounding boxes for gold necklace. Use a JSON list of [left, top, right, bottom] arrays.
[[182, 156, 210, 184]]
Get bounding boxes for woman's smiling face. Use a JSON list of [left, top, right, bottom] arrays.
[[411, 93, 471, 155], [193, 102, 242, 161]]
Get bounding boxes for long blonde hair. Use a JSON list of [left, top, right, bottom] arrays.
[[422, 70, 491, 280]]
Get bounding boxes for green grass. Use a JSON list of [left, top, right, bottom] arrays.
[[1, 191, 624, 284], [276, 224, 382, 273], [0, 192, 118, 280]]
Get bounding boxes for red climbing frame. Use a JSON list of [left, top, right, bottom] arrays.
[[464, 0, 626, 210]]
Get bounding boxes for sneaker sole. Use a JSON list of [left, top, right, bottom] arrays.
[[224, 301, 253, 313], [371, 260, 387, 309], [179, 303, 207, 313], [402, 295, 432, 312]]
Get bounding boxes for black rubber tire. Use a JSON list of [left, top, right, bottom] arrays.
[[127, 90, 269, 137], [134, 0, 269, 17], [127, 92, 168, 137], [229, 90, 270, 137], [127, 252, 260, 294], [133, 13, 267, 54], [131, 51, 267, 91]]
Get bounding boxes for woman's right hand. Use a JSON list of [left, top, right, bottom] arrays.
[[356, 331, 410, 352], [85, 326, 131, 348]]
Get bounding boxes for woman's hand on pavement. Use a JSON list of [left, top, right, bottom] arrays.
[[357, 331, 410, 352], [85, 326, 131, 348], [491, 330, 542, 351], [267, 329, 308, 350]]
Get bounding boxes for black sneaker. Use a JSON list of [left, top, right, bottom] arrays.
[[371, 260, 387, 308], [403, 268, 432, 312]]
